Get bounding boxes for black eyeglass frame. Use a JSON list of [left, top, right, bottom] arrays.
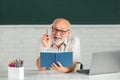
[[52, 27, 70, 34]]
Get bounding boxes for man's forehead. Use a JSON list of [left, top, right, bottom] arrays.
[[53, 27, 68, 30], [52, 22, 70, 29], [52, 26, 70, 30]]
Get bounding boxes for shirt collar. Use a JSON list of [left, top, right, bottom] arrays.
[[51, 41, 66, 47]]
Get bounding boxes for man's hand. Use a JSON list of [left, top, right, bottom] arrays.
[[36, 58, 46, 71], [51, 62, 76, 73], [41, 34, 51, 48]]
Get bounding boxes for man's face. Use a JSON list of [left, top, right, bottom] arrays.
[[51, 21, 70, 45]]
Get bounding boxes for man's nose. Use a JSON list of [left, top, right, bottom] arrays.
[[55, 31, 61, 35]]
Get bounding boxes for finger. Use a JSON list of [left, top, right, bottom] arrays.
[[51, 64, 58, 71], [42, 37, 48, 40], [52, 63, 59, 69], [42, 34, 50, 40], [47, 36, 50, 40], [46, 34, 48, 37], [43, 34, 47, 37], [43, 34, 48, 38], [52, 63, 60, 71], [52, 64, 59, 72], [57, 62, 63, 68], [45, 34, 50, 40]]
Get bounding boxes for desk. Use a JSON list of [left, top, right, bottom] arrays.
[[1, 70, 120, 80]]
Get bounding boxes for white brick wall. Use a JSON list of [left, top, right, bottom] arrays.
[[0, 25, 120, 70]]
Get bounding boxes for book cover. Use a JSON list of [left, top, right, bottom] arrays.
[[40, 52, 73, 67]]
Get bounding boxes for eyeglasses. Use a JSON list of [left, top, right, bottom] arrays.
[[52, 27, 70, 35]]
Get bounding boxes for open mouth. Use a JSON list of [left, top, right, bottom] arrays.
[[54, 36, 62, 40]]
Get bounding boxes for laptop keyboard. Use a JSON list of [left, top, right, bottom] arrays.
[[77, 69, 90, 74]]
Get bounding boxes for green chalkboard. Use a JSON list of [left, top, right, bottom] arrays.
[[0, 0, 120, 24]]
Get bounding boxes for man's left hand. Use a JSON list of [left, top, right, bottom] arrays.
[[51, 62, 71, 73]]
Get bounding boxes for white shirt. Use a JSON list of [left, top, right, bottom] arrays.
[[38, 35, 82, 62]]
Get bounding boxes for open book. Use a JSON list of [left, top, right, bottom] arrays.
[[40, 51, 73, 67]]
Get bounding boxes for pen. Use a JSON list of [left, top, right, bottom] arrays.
[[46, 29, 50, 40], [46, 29, 48, 34], [46, 29, 49, 37]]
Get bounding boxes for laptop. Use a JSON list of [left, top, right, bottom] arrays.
[[77, 51, 120, 75]]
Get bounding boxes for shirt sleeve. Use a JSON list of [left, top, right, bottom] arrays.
[[72, 36, 82, 63], [37, 38, 57, 57]]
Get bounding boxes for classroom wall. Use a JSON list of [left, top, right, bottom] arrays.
[[0, 25, 120, 71]]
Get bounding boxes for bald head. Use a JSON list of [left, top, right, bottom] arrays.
[[52, 18, 71, 30]]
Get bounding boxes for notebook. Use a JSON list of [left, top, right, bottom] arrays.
[[77, 51, 120, 75], [40, 51, 73, 67]]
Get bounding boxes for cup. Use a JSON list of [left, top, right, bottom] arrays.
[[8, 67, 24, 79], [75, 63, 81, 70], [75, 62, 83, 70]]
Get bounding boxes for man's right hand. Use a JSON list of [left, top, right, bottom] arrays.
[[41, 34, 51, 48], [36, 58, 46, 71]]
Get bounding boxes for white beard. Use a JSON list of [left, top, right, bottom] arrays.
[[51, 35, 64, 45], [52, 39, 64, 45]]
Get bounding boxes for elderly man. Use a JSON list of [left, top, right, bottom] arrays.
[[36, 18, 82, 73]]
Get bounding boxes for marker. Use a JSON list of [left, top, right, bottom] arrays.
[[8, 59, 24, 67]]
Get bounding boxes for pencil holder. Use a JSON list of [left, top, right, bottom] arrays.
[[8, 67, 24, 79]]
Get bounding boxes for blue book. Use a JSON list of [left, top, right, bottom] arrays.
[[40, 52, 73, 68]]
